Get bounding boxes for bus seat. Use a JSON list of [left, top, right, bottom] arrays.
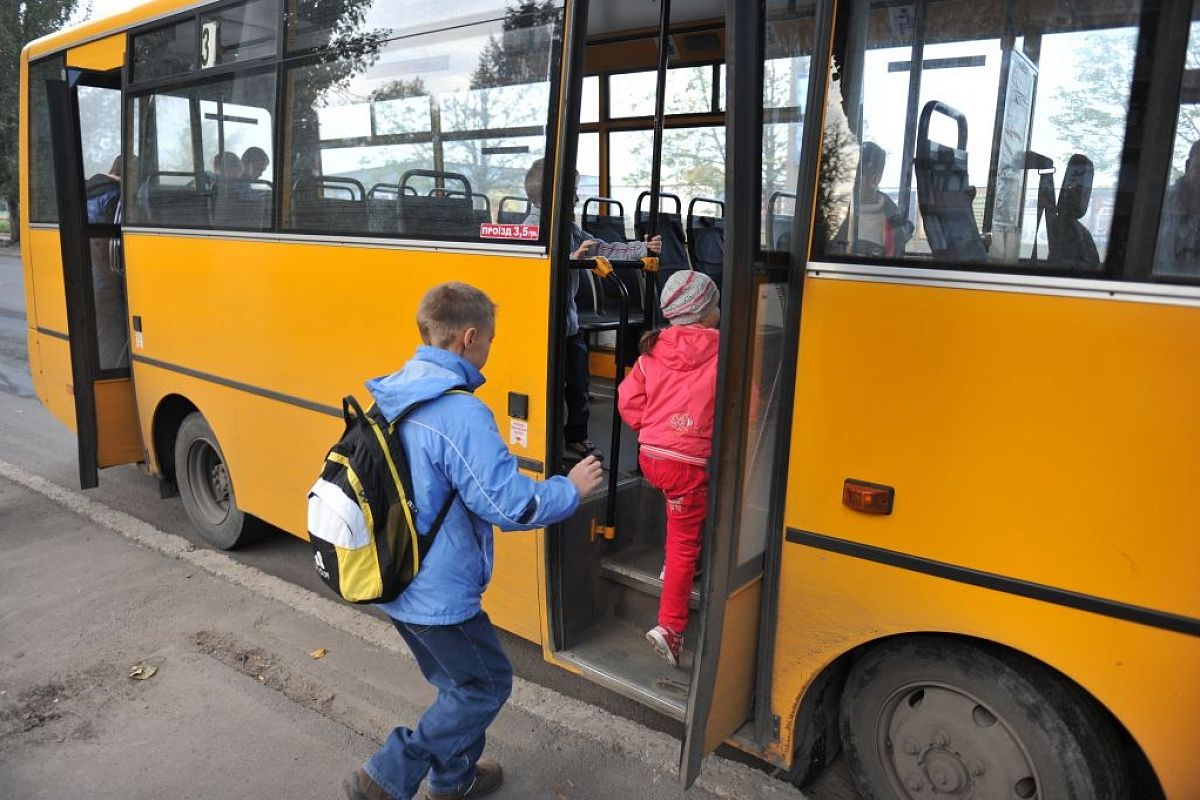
[[396, 169, 477, 239], [582, 197, 630, 243], [291, 175, 367, 233], [435, 189, 492, 225], [1047, 154, 1101, 270], [914, 100, 987, 262], [687, 197, 725, 286], [211, 184, 270, 231], [575, 270, 622, 333], [767, 191, 795, 251], [635, 191, 691, 287], [497, 195, 531, 224], [367, 183, 401, 232], [139, 174, 212, 227]]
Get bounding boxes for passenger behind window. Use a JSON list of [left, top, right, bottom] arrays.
[[86, 155, 123, 224], [1154, 140, 1200, 277], [241, 146, 270, 183], [830, 142, 913, 258], [86, 154, 132, 370]]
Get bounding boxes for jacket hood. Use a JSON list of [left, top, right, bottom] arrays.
[[649, 325, 720, 371], [366, 345, 485, 421]]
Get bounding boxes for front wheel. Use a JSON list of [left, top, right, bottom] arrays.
[[173, 412, 262, 550], [841, 636, 1127, 800]]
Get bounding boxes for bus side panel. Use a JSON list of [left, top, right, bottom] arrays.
[[23, 228, 70, 413], [122, 234, 551, 643], [30, 333, 76, 432], [786, 276, 1199, 614], [773, 276, 1200, 794], [769, 548, 1200, 798]]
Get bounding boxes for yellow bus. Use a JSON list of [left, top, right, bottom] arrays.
[[20, 0, 1199, 796]]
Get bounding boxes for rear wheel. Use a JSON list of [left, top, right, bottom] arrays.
[[841, 636, 1127, 800], [173, 412, 261, 550]]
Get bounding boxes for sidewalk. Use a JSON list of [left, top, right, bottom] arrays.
[[0, 464, 804, 800]]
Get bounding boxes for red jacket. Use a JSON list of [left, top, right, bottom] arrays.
[[618, 325, 720, 466]]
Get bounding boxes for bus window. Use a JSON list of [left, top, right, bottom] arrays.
[[761, 5, 811, 253], [609, 65, 720, 118], [131, 19, 197, 83], [814, 0, 1143, 275], [27, 55, 65, 223], [199, 0, 281, 68], [1153, 4, 1200, 281], [127, 70, 276, 231], [281, 5, 563, 241]]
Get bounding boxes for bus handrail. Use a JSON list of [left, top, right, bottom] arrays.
[[568, 257, 633, 536]]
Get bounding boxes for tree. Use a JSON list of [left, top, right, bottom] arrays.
[[0, 0, 82, 243], [1047, 28, 1184, 180]]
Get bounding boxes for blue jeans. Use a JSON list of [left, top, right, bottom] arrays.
[[365, 612, 513, 800]]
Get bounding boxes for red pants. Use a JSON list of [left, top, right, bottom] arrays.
[[639, 453, 707, 634]]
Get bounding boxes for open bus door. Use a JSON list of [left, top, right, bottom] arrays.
[[46, 67, 143, 490], [680, 0, 831, 785]]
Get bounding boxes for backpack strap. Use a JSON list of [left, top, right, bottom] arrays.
[[342, 394, 365, 425], [427, 488, 457, 538]]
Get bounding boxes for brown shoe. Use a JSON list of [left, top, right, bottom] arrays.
[[343, 768, 397, 800], [425, 759, 503, 800]]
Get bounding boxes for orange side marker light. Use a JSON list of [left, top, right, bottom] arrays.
[[843, 479, 894, 515]]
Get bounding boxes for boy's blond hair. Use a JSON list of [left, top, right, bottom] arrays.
[[417, 282, 497, 348]]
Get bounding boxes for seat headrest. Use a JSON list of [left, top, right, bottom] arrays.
[[1057, 154, 1094, 221]]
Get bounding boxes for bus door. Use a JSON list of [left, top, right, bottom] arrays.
[[680, 0, 829, 785], [46, 68, 143, 490]]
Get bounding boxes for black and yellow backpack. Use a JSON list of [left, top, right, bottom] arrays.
[[306, 393, 459, 604]]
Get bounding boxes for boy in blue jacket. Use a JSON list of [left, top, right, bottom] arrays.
[[343, 282, 603, 800]]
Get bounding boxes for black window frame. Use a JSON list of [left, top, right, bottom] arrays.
[[28, 53, 68, 224]]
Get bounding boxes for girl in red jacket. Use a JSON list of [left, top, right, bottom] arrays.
[[618, 270, 720, 667]]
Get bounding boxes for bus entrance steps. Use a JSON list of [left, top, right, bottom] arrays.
[[557, 617, 693, 721], [599, 544, 701, 610]]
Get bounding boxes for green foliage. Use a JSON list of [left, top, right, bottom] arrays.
[[0, 0, 81, 239]]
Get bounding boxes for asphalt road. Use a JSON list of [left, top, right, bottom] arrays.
[[0, 244, 861, 800]]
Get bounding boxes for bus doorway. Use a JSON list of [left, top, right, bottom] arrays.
[[544, 0, 817, 784], [46, 62, 143, 489]]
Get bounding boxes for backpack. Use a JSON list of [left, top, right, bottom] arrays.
[[306, 392, 460, 604]]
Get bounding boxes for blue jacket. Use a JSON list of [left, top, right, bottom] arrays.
[[368, 346, 580, 625]]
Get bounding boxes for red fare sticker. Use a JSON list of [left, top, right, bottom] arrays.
[[479, 222, 540, 241]]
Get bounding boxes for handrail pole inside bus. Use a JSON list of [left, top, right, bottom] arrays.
[[604, 269, 631, 527], [897, 0, 928, 222], [569, 259, 633, 530], [646, 0, 672, 328]]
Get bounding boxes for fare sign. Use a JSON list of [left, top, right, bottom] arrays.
[[479, 223, 540, 241]]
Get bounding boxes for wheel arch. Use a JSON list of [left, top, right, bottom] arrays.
[[785, 631, 1165, 798], [150, 393, 200, 482]]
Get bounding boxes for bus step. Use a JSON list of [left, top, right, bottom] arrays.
[[599, 544, 700, 610]]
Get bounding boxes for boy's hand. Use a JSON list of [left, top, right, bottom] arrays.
[[646, 235, 662, 254], [567, 455, 604, 498], [572, 239, 597, 259]]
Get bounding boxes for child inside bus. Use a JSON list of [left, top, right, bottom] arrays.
[[831, 141, 913, 257], [522, 158, 661, 463], [617, 270, 720, 667]]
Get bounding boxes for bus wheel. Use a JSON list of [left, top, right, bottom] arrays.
[[174, 412, 261, 550], [840, 636, 1126, 800]]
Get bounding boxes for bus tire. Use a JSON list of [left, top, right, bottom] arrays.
[[174, 412, 261, 550], [840, 636, 1127, 800]]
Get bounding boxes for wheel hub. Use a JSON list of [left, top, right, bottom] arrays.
[[880, 684, 1041, 799]]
